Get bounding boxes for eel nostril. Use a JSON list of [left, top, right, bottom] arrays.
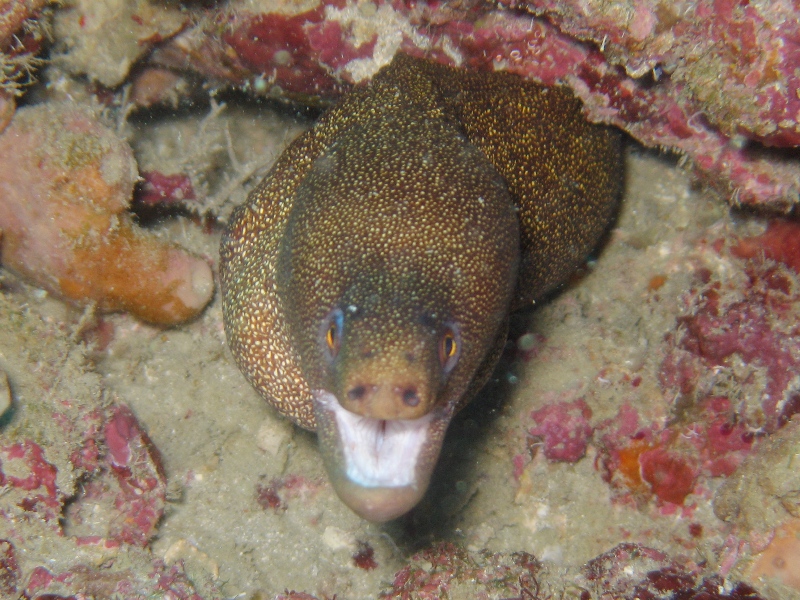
[[348, 385, 366, 401], [401, 388, 419, 407]]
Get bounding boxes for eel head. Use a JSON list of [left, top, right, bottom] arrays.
[[311, 294, 464, 522], [275, 113, 519, 522]]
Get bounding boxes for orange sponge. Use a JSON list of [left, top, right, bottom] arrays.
[[0, 101, 213, 325]]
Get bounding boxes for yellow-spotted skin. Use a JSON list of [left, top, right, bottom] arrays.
[[220, 53, 622, 521]]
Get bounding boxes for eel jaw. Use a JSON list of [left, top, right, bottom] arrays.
[[313, 389, 447, 522]]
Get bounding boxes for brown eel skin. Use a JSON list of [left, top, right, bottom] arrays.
[[220, 53, 623, 522]]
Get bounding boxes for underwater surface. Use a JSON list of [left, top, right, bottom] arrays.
[[1, 1, 800, 598]]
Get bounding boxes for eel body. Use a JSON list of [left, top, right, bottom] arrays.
[[220, 53, 622, 522]]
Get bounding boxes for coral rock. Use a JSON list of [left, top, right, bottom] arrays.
[[665, 260, 800, 433], [713, 419, 800, 534], [597, 397, 752, 505], [66, 404, 167, 547], [733, 220, 800, 274], [0, 101, 214, 325], [748, 517, 800, 591], [146, 1, 800, 210], [0, 291, 220, 598], [53, 0, 188, 88], [581, 543, 762, 599]]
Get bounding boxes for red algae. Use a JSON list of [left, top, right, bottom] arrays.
[[21, 561, 215, 600], [4, 3, 800, 597], [597, 395, 753, 505], [0, 539, 20, 597], [63, 404, 168, 547], [256, 479, 287, 512], [381, 543, 542, 599], [529, 399, 593, 462], [224, 9, 336, 96], [137, 171, 196, 206], [221, 5, 360, 99], [275, 592, 323, 600], [582, 543, 763, 600], [733, 220, 800, 274], [638, 446, 697, 505], [0, 293, 222, 599], [590, 221, 800, 512], [142, 1, 800, 210], [352, 541, 378, 571], [664, 262, 800, 433], [255, 474, 323, 512], [378, 541, 762, 600]]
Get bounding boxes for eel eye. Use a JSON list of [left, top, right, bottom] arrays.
[[326, 322, 338, 350], [439, 323, 461, 374], [443, 333, 456, 358], [320, 308, 343, 361]]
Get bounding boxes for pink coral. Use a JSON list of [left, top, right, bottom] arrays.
[[663, 259, 800, 433], [529, 398, 593, 462], [0, 101, 214, 325], [581, 543, 762, 599], [142, 1, 800, 210], [596, 396, 753, 505], [0, 294, 219, 598], [137, 171, 196, 206]]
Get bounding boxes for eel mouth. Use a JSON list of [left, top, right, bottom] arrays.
[[313, 389, 448, 522]]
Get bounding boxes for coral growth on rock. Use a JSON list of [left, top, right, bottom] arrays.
[[0, 0, 49, 132], [0, 102, 214, 325], [597, 395, 754, 506], [550, 217, 800, 512], [0, 292, 222, 598], [380, 542, 544, 599], [126, 0, 800, 212], [53, 0, 188, 89], [664, 228, 800, 434], [2, 1, 799, 598], [582, 543, 763, 600], [529, 398, 594, 462]]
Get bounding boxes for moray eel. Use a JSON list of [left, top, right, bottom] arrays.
[[220, 54, 622, 522]]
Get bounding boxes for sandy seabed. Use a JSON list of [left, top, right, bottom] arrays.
[[1, 98, 796, 599]]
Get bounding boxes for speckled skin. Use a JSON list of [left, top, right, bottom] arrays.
[[220, 54, 621, 519]]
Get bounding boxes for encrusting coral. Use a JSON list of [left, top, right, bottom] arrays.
[[0, 291, 223, 598], [138, 0, 800, 212], [0, 101, 214, 325]]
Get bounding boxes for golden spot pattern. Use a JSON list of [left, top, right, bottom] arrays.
[[220, 53, 622, 431]]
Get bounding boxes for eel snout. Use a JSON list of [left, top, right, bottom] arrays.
[[335, 349, 439, 420], [313, 389, 447, 522], [341, 378, 432, 420]]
